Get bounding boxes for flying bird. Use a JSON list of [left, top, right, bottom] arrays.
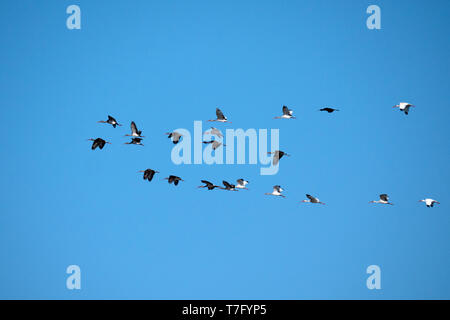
[[166, 131, 182, 144], [301, 194, 326, 205], [164, 175, 184, 186], [138, 169, 159, 182], [203, 140, 225, 150], [198, 180, 220, 190], [97, 115, 122, 128], [393, 102, 415, 115], [274, 105, 296, 119], [221, 180, 238, 191], [319, 107, 339, 113], [124, 137, 144, 146], [87, 138, 111, 150], [419, 198, 440, 208], [208, 108, 231, 123], [125, 121, 144, 138], [369, 194, 393, 205], [268, 150, 290, 165], [265, 185, 285, 198], [204, 127, 223, 138], [236, 179, 249, 190]]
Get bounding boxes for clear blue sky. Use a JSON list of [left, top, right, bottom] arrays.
[[0, 0, 449, 299]]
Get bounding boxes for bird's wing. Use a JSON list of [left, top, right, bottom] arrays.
[[273, 154, 280, 165], [131, 121, 138, 134], [147, 170, 155, 181], [216, 108, 226, 120], [173, 132, 181, 139], [306, 194, 315, 201], [380, 194, 389, 201], [201, 180, 213, 187], [223, 181, 232, 188], [211, 128, 223, 138], [108, 115, 115, 121], [282, 106, 290, 115]]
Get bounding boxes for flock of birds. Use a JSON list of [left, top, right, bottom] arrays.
[[87, 103, 440, 209]]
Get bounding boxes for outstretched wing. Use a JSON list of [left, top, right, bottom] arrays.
[[211, 128, 223, 138], [380, 194, 389, 202], [216, 108, 226, 120], [282, 106, 292, 116], [273, 185, 281, 193], [223, 180, 232, 189], [212, 141, 222, 150], [272, 152, 280, 165], [145, 170, 156, 181], [306, 194, 315, 201], [201, 180, 213, 187], [131, 121, 138, 135]]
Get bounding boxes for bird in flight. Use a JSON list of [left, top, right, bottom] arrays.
[[393, 102, 415, 115], [125, 121, 144, 138], [301, 194, 326, 205], [265, 185, 286, 198], [203, 140, 225, 150], [138, 169, 159, 182], [221, 180, 238, 191], [164, 175, 184, 186], [208, 108, 231, 123], [268, 150, 290, 165], [198, 180, 220, 190], [236, 179, 249, 190], [274, 105, 296, 119], [124, 137, 144, 146], [419, 198, 440, 208], [166, 131, 182, 144], [369, 194, 393, 205], [319, 107, 339, 113], [87, 138, 111, 150], [97, 115, 122, 128]]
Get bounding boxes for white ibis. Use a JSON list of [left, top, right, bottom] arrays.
[[198, 180, 220, 190], [369, 194, 393, 205], [393, 102, 415, 115], [208, 108, 231, 123], [301, 194, 325, 205], [203, 140, 225, 150], [87, 138, 111, 150], [221, 180, 238, 191], [274, 105, 296, 119], [138, 169, 159, 182], [205, 127, 223, 138], [419, 198, 440, 208], [265, 185, 285, 198], [166, 131, 182, 144], [164, 175, 184, 186], [124, 137, 144, 146], [97, 115, 122, 128], [125, 121, 144, 138], [236, 179, 249, 190], [268, 150, 290, 165], [320, 107, 339, 113]]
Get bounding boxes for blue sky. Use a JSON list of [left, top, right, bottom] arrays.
[[0, 0, 449, 299]]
